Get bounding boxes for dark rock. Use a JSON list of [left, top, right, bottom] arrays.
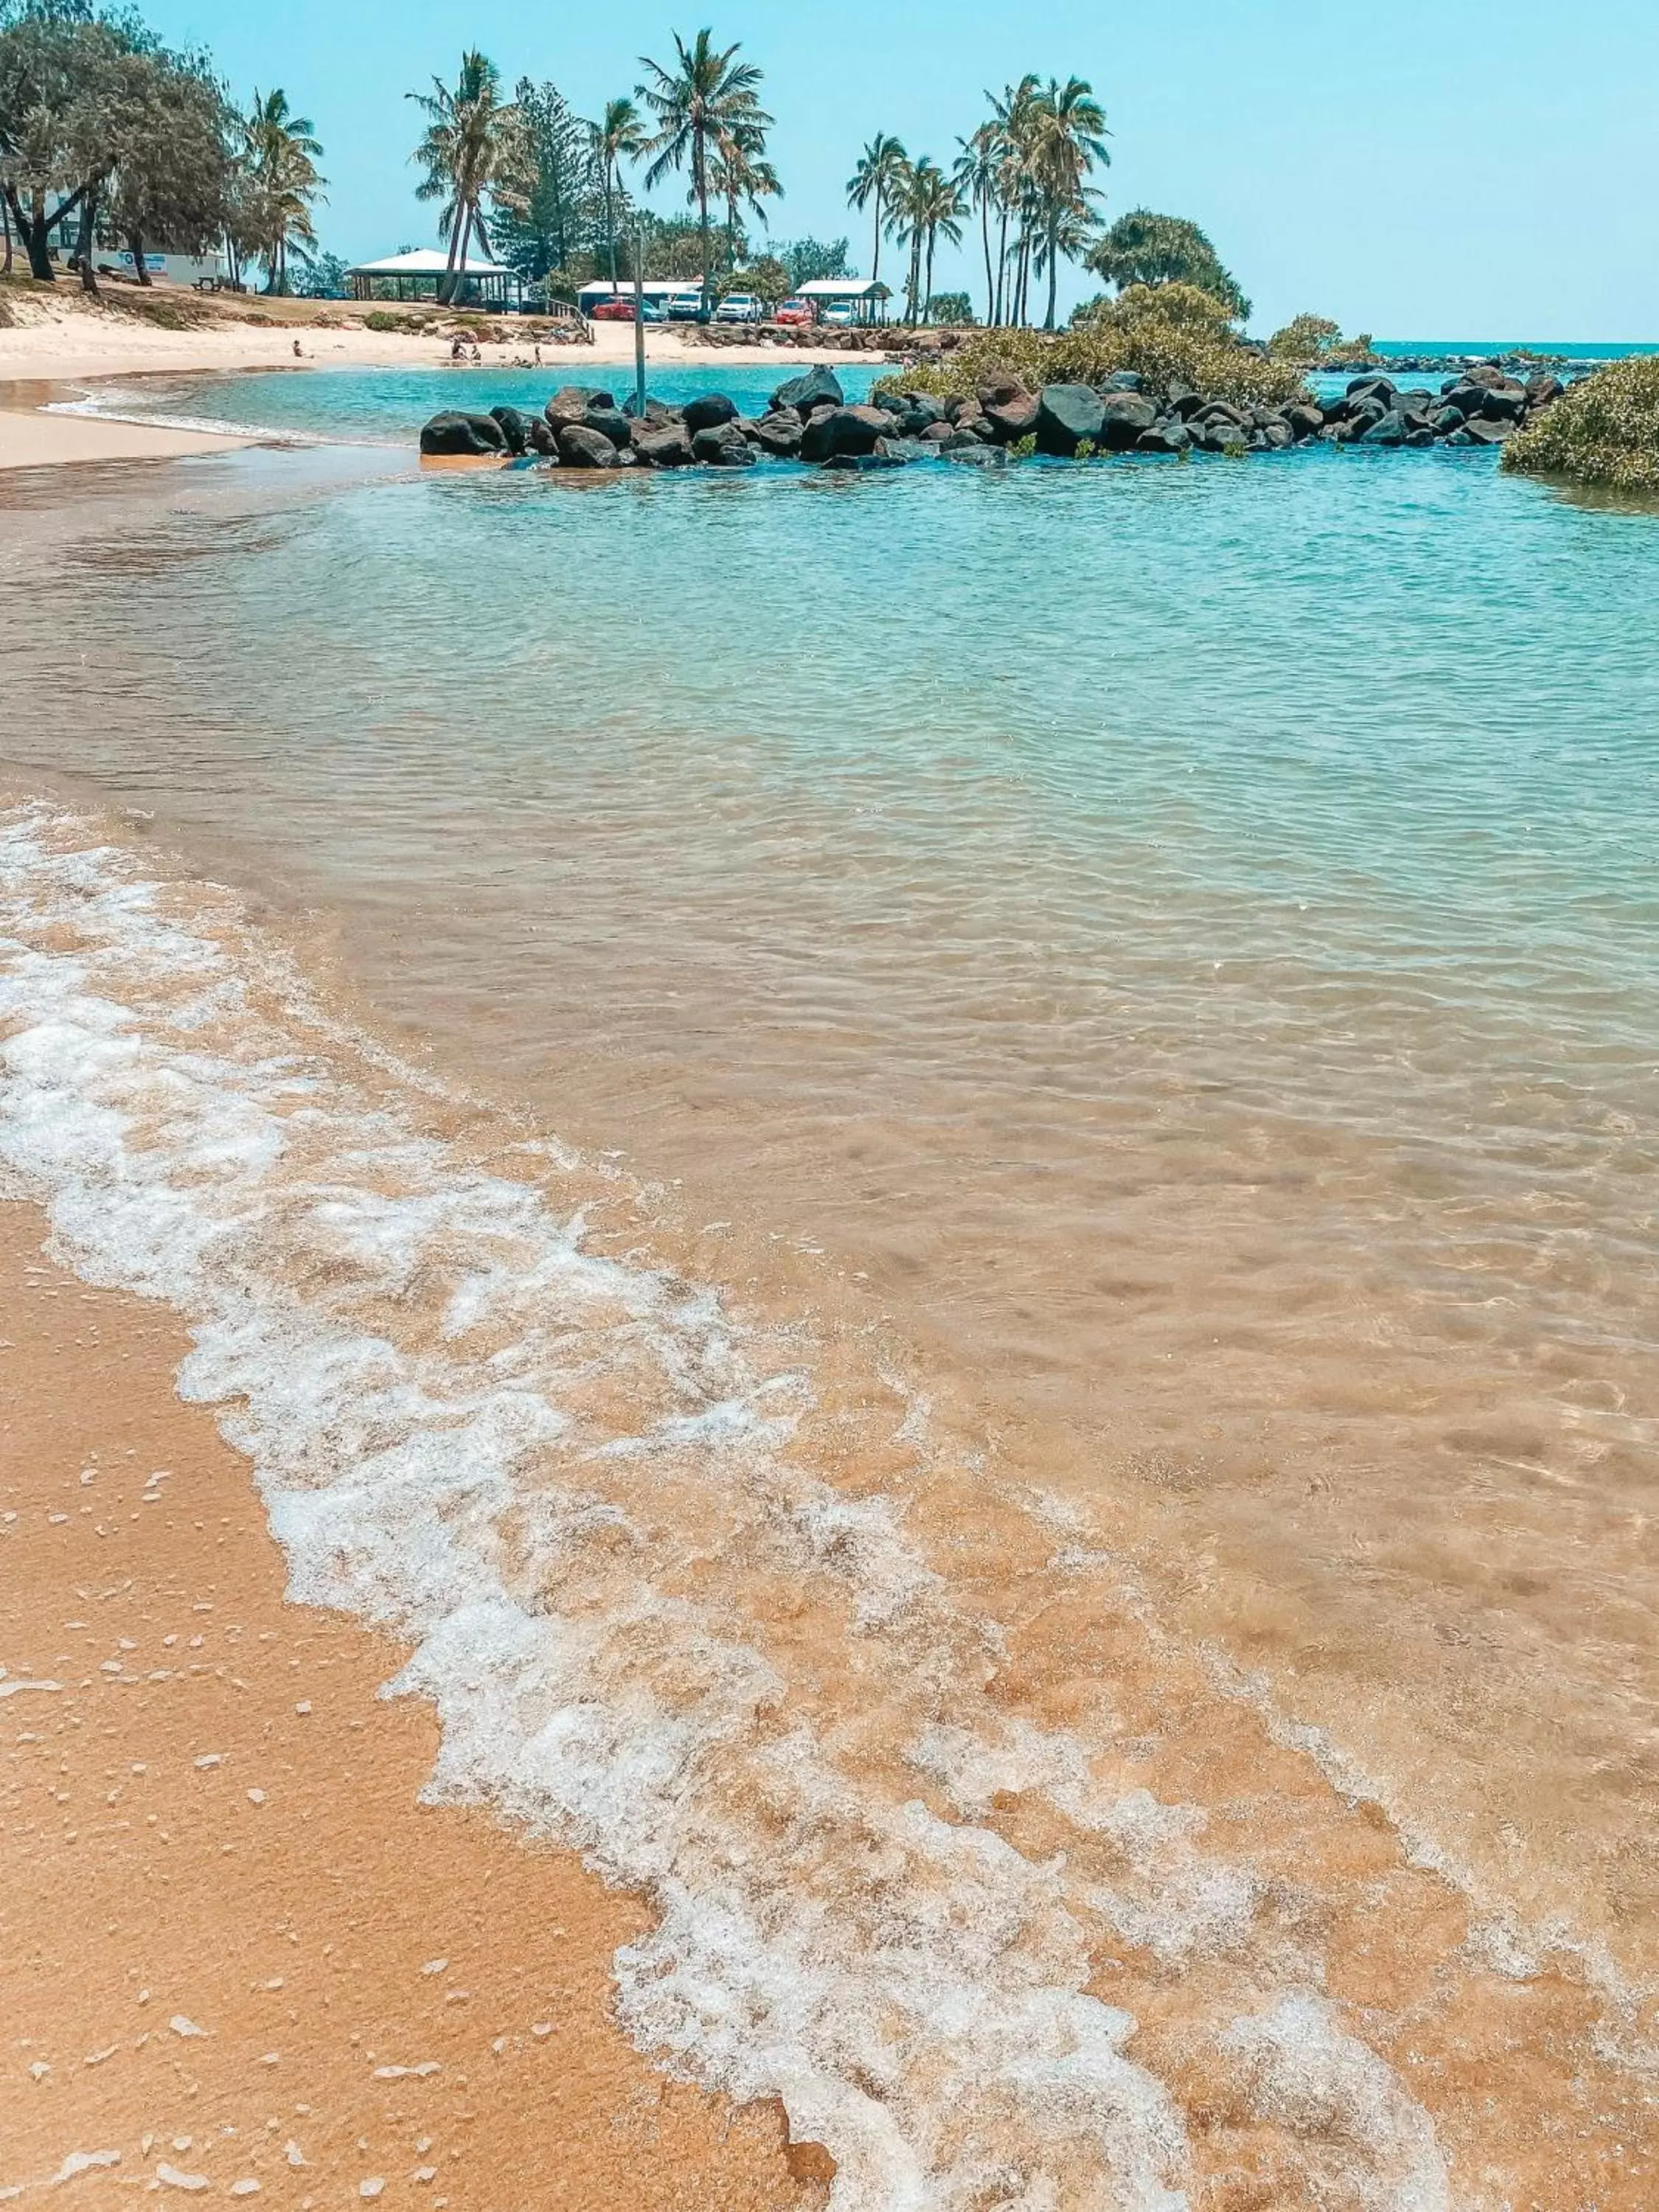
[[1461, 417, 1515, 445], [683, 392, 740, 436], [583, 406, 633, 449], [821, 448, 907, 470], [622, 394, 681, 424], [1166, 383, 1203, 417], [1259, 419, 1294, 448], [1405, 427, 1436, 447], [800, 403, 891, 463], [1477, 385, 1527, 422], [1034, 383, 1106, 456], [1135, 421, 1192, 453], [749, 411, 804, 459], [977, 375, 1028, 410], [1361, 410, 1408, 446], [1346, 374, 1397, 405], [1194, 420, 1250, 453], [1284, 403, 1324, 441], [1427, 406, 1464, 435], [1192, 398, 1251, 428], [488, 405, 531, 455], [545, 385, 615, 427], [692, 420, 757, 466], [1460, 363, 1509, 390], [946, 443, 1007, 467], [526, 417, 557, 457], [1102, 369, 1144, 392], [1525, 372, 1566, 406], [632, 422, 695, 467], [419, 410, 507, 457], [771, 364, 844, 417], [556, 422, 620, 467], [1098, 391, 1158, 448], [981, 390, 1043, 444]]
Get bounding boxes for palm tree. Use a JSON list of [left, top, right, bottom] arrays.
[[244, 89, 324, 296], [1024, 75, 1109, 330], [588, 96, 647, 288], [952, 125, 999, 327], [845, 132, 907, 291], [711, 115, 781, 272], [408, 52, 522, 306], [892, 157, 961, 325], [984, 76, 1038, 326], [636, 30, 771, 316]]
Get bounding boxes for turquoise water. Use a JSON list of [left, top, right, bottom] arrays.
[[86, 359, 882, 443], [4, 364, 1659, 2195]]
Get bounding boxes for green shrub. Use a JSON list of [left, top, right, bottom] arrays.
[[1503, 358, 1659, 492], [364, 309, 417, 333], [1008, 432, 1037, 459], [879, 284, 1309, 411]]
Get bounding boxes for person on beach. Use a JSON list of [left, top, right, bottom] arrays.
[[292, 339, 304, 359]]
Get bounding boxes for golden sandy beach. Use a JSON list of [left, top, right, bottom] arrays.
[[0, 1197, 827, 2208]]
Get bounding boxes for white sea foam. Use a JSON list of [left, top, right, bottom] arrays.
[[0, 802, 1463, 2209]]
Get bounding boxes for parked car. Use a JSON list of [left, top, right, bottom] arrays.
[[589, 296, 636, 321], [639, 299, 667, 321], [666, 291, 705, 321], [714, 292, 762, 324], [774, 297, 815, 327], [819, 302, 855, 327]]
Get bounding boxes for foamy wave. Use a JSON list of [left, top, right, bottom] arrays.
[[0, 802, 1463, 2209], [44, 392, 335, 448]]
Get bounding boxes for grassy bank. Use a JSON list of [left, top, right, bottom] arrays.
[[1503, 356, 1659, 491]]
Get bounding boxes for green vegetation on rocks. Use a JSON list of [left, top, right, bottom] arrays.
[[1502, 357, 1659, 492], [882, 283, 1309, 411]]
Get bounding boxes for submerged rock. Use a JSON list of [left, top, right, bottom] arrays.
[[692, 420, 757, 466]]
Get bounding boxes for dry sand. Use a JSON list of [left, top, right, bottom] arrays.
[[0, 1197, 827, 2208], [0, 288, 879, 470]]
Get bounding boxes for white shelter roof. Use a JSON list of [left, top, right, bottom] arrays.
[[347, 249, 515, 279], [796, 278, 891, 298]]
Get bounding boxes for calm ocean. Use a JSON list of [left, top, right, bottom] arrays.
[[2, 361, 1656, 2205]]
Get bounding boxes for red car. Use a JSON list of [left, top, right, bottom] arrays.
[[589, 296, 636, 321], [774, 296, 816, 327]]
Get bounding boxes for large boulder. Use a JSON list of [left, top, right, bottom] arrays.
[[556, 422, 621, 467], [1097, 391, 1158, 449], [692, 420, 756, 466], [684, 391, 740, 435], [526, 416, 558, 457], [1034, 382, 1106, 455], [975, 374, 1028, 409], [1360, 410, 1408, 446], [1284, 403, 1324, 441], [800, 403, 890, 462], [1102, 369, 1144, 392], [1346, 374, 1397, 406], [583, 405, 634, 449], [982, 389, 1042, 444], [633, 422, 694, 467], [1460, 417, 1515, 445], [488, 404, 532, 455], [749, 410, 804, 459], [771, 364, 843, 417], [545, 385, 616, 428], [622, 393, 681, 423], [1135, 420, 1192, 453], [1525, 372, 1566, 407], [419, 410, 507, 457], [1476, 384, 1527, 422]]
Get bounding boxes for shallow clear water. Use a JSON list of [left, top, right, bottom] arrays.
[[3, 373, 1658, 2204]]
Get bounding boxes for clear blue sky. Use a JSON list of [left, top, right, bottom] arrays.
[[144, 0, 1658, 338]]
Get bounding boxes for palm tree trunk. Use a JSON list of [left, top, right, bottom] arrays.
[[924, 233, 935, 324], [605, 164, 617, 287], [128, 231, 150, 285], [439, 195, 464, 306], [1045, 212, 1059, 331], [871, 192, 881, 287], [979, 197, 993, 327], [992, 205, 1008, 326], [76, 184, 102, 296], [2, 195, 13, 278]]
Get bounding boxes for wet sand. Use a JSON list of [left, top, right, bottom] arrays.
[[0, 1199, 824, 2208]]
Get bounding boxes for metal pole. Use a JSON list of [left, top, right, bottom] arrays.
[[632, 218, 647, 421]]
